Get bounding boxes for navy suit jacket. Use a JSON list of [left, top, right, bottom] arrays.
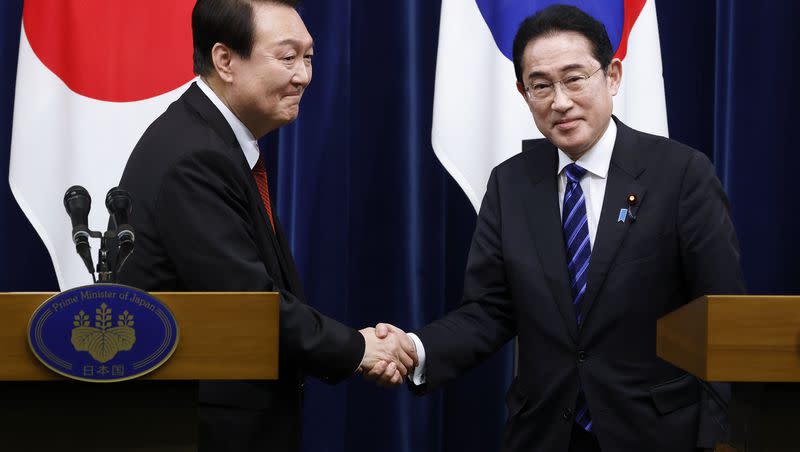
[[416, 118, 745, 451], [118, 82, 364, 452]]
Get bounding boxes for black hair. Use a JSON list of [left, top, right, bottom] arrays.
[[192, 0, 299, 76], [512, 5, 613, 84]]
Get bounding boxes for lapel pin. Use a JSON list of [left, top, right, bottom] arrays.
[[626, 193, 638, 222], [617, 208, 628, 223]]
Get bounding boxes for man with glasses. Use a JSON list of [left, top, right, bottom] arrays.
[[371, 4, 743, 452]]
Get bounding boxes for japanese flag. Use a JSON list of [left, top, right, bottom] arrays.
[[10, 1, 196, 288]]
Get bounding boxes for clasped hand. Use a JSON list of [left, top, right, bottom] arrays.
[[359, 323, 417, 386]]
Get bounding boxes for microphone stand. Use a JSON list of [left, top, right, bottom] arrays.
[[86, 229, 121, 283], [96, 234, 113, 283]]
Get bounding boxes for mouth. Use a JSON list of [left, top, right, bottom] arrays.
[[283, 93, 303, 103], [554, 118, 580, 131]]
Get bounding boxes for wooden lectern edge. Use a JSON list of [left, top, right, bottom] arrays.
[[656, 296, 710, 380], [0, 291, 280, 381], [658, 295, 800, 383]]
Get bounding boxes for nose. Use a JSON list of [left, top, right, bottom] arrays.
[[550, 83, 573, 112], [292, 61, 311, 89]]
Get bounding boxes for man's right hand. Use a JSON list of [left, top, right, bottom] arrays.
[[359, 324, 418, 386]]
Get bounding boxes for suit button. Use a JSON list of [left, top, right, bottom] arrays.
[[562, 408, 573, 420], [577, 351, 587, 362]]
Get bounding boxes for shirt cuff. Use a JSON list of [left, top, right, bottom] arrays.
[[407, 333, 426, 385]]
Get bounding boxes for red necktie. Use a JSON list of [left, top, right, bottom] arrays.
[[252, 154, 275, 232]]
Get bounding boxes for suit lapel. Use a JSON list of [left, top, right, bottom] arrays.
[[183, 82, 290, 289], [579, 119, 647, 326], [523, 141, 578, 342], [241, 150, 291, 289]]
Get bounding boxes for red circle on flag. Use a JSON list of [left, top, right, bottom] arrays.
[[23, 0, 196, 102]]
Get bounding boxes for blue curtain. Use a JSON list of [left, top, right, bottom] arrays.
[[712, 0, 800, 294], [1, 1, 799, 451], [268, 2, 513, 450]]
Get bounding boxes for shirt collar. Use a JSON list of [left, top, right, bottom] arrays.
[[196, 77, 261, 169], [557, 119, 617, 179]]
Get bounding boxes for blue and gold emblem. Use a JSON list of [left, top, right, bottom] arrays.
[[28, 285, 179, 382]]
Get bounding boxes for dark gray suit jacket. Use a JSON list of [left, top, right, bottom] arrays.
[[415, 118, 744, 451]]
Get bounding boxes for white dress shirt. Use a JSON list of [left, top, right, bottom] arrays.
[[196, 77, 261, 170], [556, 119, 616, 247], [408, 119, 618, 385]]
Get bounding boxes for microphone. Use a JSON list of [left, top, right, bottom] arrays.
[[63, 186, 95, 276], [105, 187, 135, 274]]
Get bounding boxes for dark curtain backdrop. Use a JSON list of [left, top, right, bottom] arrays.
[[1, 1, 798, 451], [268, 3, 513, 450], [711, 1, 800, 295]]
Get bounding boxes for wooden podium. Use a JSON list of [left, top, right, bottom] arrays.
[[658, 295, 800, 452], [0, 292, 279, 452]]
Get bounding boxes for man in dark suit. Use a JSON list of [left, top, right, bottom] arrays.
[[372, 5, 744, 452], [117, 1, 416, 451]]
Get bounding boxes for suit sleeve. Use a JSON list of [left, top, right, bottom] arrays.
[[677, 151, 745, 298], [154, 150, 364, 383], [414, 168, 517, 392], [677, 151, 746, 448]]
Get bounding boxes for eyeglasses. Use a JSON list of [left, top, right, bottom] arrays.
[[524, 66, 604, 102]]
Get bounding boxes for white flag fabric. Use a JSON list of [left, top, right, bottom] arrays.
[[9, 2, 196, 288], [432, 0, 668, 211]]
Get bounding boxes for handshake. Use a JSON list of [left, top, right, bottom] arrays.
[[358, 323, 418, 387]]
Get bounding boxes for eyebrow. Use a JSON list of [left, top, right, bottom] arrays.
[[275, 38, 314, 50], [526, 63, 588, 80]]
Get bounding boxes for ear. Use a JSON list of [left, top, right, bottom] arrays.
[[516, 80, 528, 101], [211, 42, 235, 83], [606, 58, 622, 96]]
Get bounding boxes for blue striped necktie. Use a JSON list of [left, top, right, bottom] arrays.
[[562, 163, 593, 432]]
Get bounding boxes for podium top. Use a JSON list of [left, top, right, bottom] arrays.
[[0, 292, 279, 381], [657, 295, 800, 382]]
